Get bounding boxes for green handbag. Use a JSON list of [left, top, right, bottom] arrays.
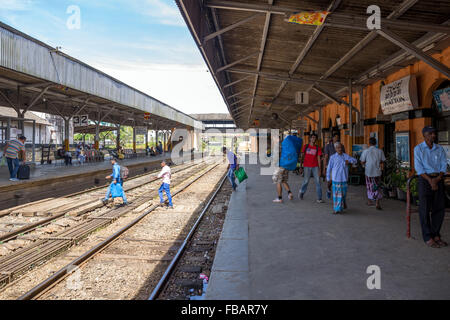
[[234, 167, 248, 183]]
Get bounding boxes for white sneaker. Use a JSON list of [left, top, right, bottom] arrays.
[[10, 178, 19, 182], [273, 198, 283, 203], [316, 199, 324, 203]]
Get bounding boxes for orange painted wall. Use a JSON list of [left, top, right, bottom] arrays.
[[304, 45, 450, 168]]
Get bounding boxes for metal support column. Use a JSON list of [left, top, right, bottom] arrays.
[[6, 117, 11, 141], [64, 117, 70, 151], [132, 125, 137, 153], [318, 107, 323, 147], [163, 131, 167, 152], [94, 122, 100, 150], [116, 125, 121, 150], [359, 86, 365, 137], [349, 79, 353, 151], [145, 126, 149, 151], [32, 120, 36, 163]]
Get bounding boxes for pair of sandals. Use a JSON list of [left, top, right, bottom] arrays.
[[426, 238, 448, 248]]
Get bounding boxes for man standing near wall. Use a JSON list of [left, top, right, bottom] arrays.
[[414, 126, 448, 248]]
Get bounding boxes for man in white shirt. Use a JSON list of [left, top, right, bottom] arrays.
[[158, 161, 173, 209], [360, 137, 386, 210]]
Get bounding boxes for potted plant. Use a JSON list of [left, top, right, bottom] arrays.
[[409, 178, 419, 206], [382, 152, 402, 198], [393, 167, 409, 201], [381, 174, 395, 198]]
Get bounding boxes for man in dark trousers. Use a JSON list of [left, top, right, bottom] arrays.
[[414, 126, 448, 248]]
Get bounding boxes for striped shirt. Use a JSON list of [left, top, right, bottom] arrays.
[[5, 139, 25, 159]]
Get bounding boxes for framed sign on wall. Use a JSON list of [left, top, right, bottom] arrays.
[[395, 131, 410, 167]]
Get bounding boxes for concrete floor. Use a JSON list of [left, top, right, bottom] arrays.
[[207, 162, 450, 300]]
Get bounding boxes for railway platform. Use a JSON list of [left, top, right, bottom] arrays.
[[0, 153, 167, 187], [206, 161, 450, 300]]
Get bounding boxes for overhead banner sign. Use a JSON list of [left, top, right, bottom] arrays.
[[380, 75, 418, 115], [73, 115, 89, 127], [287, 11, 330, 26], [292, 119, 308, 129]]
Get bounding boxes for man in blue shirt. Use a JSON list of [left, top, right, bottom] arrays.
[[103, 158, 128, 205], [414, 126, 447, 248]]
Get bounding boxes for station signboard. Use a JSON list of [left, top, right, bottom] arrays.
[[292, 119, 308, 130], [135, 126, 147, 135], [380, 75, 418, 115], [73, 115, 89, 127]]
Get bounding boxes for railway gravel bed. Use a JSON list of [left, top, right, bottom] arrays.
[[0, 162, 227, 299], [155, 180, 232, 300], [0, 159, 216, 290]]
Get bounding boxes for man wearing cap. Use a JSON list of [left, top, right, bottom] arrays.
[[414, 126, 448, 248]]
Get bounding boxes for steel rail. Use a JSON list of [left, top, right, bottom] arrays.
[[17, 162, 222, 300], [0, 160, 204, 243], [148, 173, 227, 300], [0, 161, 214, 288]]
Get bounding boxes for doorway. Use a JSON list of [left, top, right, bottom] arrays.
[[384, 122, 395, 156]]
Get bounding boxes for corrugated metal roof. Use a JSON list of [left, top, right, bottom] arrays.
[[0, 22, 203, 130]]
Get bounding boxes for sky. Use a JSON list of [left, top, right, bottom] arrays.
[[0, 0, 228, 115]]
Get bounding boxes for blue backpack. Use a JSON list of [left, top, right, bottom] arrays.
[[280, 136, 302, 171]]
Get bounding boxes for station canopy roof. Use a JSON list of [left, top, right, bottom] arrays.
[[0, 22, 204, 131], [176, 0, 450, 129]]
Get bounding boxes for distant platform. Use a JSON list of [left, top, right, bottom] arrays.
[[206, 160, 450, 300], [0, 152, 203, 210]]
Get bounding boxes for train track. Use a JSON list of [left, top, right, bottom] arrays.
[[12, 162, 227, 300], [0, 158, 219, 290], [0, 159, 206, 245]]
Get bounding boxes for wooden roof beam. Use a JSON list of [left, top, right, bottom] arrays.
[[227, 68, 347, 87], [215, 51, 260, 73], [377, 27, 450, 78], [206, 0, 450, 34], [312, 85, 359, 113], [203, 13, 263, 44], [223, 75, 252, 89]]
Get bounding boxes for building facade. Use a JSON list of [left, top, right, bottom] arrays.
[[305, 46, 450, 170]]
